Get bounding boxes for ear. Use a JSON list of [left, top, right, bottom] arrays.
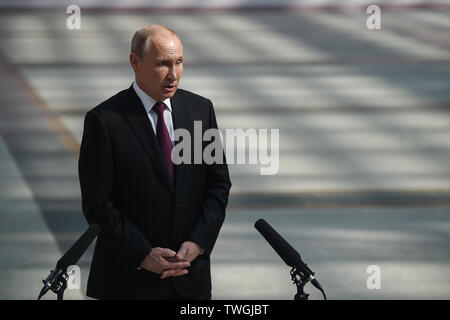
[[129, 53, 139, 71]]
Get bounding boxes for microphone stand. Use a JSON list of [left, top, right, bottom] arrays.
[[290, 265, 327, 301], [38, 268, 69, 300], [290, 266, 312, 300]]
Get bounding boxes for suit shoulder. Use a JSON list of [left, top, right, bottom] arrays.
[[175, 88, 211, 105], [88, 88, 130, 117]]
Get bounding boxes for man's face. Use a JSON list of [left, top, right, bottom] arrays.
[[131, 34, 184, 101]]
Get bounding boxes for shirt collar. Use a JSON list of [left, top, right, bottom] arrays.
[[132, 81, 172, 113]]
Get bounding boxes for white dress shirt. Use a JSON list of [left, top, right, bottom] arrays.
[[132, 81, 175, 146]]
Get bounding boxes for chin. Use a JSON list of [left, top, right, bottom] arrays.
[[162, 90, 177, 100]]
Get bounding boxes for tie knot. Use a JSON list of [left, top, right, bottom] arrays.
[[153, 102, 166, 116]]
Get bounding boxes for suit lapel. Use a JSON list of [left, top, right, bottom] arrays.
[[171, 90, 192, 196], [122, 85, 174, 194]]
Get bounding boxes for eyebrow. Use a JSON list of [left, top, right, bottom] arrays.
[[157, 56, 184, 63]]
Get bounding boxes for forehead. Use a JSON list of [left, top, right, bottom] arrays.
[[148, 35, 183, 59]]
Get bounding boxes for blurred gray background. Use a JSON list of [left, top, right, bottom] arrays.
[[0, 0, 450, 300]]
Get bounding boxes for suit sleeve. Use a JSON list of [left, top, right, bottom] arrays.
[[189, 100, 232, 255], [78, 110, 152, 273]]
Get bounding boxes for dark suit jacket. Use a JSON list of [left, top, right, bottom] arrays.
[[78, 85, 231, 299]]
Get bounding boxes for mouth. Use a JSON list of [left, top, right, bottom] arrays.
[[162, 84, 176, 93]]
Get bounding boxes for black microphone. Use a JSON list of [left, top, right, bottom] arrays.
[[254, 219, 325, 298], [38, 224, 101, 300], [56, 224, 101, 270]]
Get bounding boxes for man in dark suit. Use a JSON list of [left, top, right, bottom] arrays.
[[78, 25, 231, 299]]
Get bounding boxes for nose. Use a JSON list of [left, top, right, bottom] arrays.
[[167, 66, 177, 82]]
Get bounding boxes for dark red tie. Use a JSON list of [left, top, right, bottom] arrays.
[[153, 102, 173, 181]]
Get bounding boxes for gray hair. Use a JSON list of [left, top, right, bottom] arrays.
[[131, 25, 178, 57]]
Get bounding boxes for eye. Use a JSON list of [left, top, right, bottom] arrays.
[[157, 61, 169, 67]]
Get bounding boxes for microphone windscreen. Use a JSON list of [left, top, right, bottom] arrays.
[[56, 224, 101, 270], [254, 219, 301, 268]]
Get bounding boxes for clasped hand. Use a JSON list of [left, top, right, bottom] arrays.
[[140, 241, 203, 279]]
